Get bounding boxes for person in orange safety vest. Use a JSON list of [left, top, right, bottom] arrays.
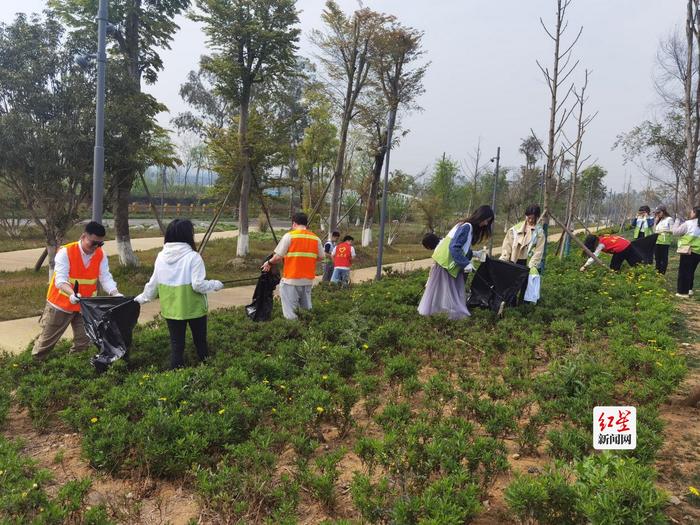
[[261, 212, 324, 319], [32, 221, 122, 360]]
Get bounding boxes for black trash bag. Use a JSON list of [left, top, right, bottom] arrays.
[[629, 233, 658, 265], [467, 257, 530, 313], [246, 269, 281, 322], [80, 296, 140, 373]]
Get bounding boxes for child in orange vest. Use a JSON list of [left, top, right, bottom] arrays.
[[331, 235, 356, 285]]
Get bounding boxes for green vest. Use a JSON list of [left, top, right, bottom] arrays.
[[157, 283, 208, 320], [678, 233, 700, 254], [656, 232, 672, 246], [634, 218, 652, 238], [432, 224, 467, 278]]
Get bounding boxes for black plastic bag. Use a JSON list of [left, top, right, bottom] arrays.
[[246, 270, 281, 322], [80, 296, 140, 373], [467, 257, 530, 313], [629, 233, 658, 265]]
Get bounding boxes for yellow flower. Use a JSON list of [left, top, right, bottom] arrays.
[[316, 406, 324, 414], [262, 379, 269, 384], [90, 417, 98, 424], [0, 470, 4, 475], [271, 408, 277, 414], [322, 375, 328, 381], [12, 364, 18, 368], [142, 374, 150, 379], [21, 492, 27, 498], [32, 483, 38, 489], [158, 397, 167, 401], [362, 344, 369, 349], [279, 385, 286, 390], [218, 409, 226, 415], [689, 486, 700, 497]]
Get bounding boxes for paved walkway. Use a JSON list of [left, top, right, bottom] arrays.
[[0, 228, 587, 355], [0, 230, 240, 273], [0, 258, 435, 355]]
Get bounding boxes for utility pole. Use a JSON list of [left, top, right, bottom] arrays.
[[91, 0, 108, 223], [488, 146, 500, 256], [375, 108, 397, 281]]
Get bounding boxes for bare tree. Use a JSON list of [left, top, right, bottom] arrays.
[[560, 69, 597, 256], [534, 0, 582, 234]]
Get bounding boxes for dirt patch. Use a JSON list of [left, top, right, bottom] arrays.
[[656, 300, 700, 524], [3, 406, 200, 525]]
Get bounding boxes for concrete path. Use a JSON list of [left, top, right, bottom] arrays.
[[0, 258, 435, 355], [0, 230, 239, 273], [0, 228, 587, 355]]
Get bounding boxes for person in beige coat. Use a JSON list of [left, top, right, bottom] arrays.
[[500, 204, 545, 305]]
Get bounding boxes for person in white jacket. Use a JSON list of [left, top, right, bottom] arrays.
[[134, 219, 224, 368], [673, 206, 700, 298], [653, 205, 674, 275]]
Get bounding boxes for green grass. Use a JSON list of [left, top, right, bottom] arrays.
[[0, 255, 687, 523], [0, 228, 430, 322]]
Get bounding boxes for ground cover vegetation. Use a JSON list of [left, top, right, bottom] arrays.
[[0, 253, 687, 524]]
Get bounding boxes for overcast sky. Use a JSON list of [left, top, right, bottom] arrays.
[[0, 1, 684, 191]]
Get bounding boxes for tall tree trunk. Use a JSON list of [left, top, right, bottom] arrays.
[[686, 0, 700, 212], [237, 97, 252, 257], [362, 135, 387, 247], [114, 178, 139, 265], [329, 116, 351, 234]]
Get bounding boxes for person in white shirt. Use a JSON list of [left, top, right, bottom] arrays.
[[653, 205, 674, 274], [32, 221, 121, 360], [673, 206, 700, 298], [134, 219, 224, 368]]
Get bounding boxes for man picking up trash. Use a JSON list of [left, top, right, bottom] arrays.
[[32, 221, 122, 360], [261, 212, 324, 320]]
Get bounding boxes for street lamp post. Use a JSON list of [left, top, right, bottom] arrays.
[[488, 146, 500, 256], [91, 0, 109, 224]]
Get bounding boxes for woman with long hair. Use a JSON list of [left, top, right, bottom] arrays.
[[418, 205, 494, 320], [673, 205, 700, 298], [134, 219, 224, 368]]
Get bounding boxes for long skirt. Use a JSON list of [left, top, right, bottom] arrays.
[[418, 264, 470, 320]]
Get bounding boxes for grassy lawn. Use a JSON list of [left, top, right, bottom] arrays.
[[0, 257, 685, 523], [0, 228, 432, 322]]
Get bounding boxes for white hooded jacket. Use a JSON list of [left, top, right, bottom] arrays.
[[137, 242, 222, 320]]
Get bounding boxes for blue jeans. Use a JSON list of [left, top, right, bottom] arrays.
[[331, 268, 350, 285]]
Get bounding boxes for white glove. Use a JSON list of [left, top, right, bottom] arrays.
[[133, 293, 148, 305], [464, 263, 475, 273], [473, 249, 487, 262], [211, 280, 224, 292], [110, 290, 124, 297], [579, 266, 586, 272], [69, 293, 82, 304]]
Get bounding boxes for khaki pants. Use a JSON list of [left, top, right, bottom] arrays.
[[32, 302, 91, 360]]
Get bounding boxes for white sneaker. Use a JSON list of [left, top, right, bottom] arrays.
[[676, 293, 691, 299], [497, 301, 506, 317], [689, 290, 694, 297]]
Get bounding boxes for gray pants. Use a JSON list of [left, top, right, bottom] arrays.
[[279, 283, 312, 320]]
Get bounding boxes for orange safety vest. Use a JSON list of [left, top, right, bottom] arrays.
[[599, 235, 631, 254], [283, 229, 321, 280], [46, 242, 104, 312]]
